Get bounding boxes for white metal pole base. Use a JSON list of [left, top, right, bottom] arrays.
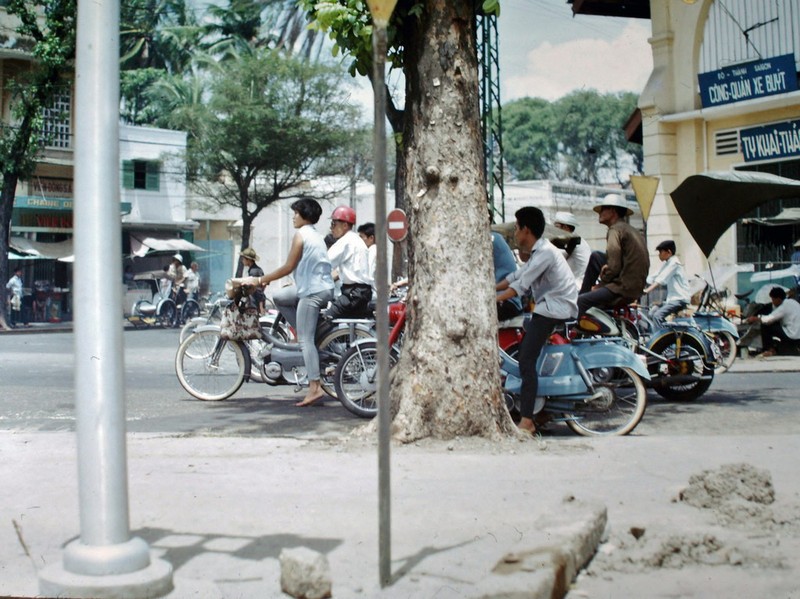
[[38, 537, 173, 598]]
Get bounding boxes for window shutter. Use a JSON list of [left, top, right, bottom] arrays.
[[145, 161, 160, 191], [122, 160, 134, 189]]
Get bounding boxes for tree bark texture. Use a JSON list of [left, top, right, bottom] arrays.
[[390, 0, 515, 441]]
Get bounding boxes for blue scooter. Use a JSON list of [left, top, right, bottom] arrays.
[[501, 308, 650, 436]]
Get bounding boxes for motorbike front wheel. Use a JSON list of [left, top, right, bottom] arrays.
[[648, 333, 714, 401], [317, 326, 374, 399], [564, 366, 647, 436], [334, 341, 400, 418], [175, 329, 246, 401]]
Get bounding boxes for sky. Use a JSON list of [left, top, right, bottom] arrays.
[[498, 0, 653, 102], [348, 0, 654, 113]]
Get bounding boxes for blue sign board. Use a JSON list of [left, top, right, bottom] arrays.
[[698, 53, 798, 108], [740, 119, 800, 162]]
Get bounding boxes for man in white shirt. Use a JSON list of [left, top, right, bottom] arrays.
[[553, 211, 591, 291], [324, 205, 373, 320], [746, 286, 800, 357], [643, 240, 691, 326], [357, 222, 377, 299], [496, 206, 578, 435], [184, 261, 201, 300]]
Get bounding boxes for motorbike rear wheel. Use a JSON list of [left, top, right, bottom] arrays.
[[710, 330, 737, 373], [648, 333, 714, 401], [564, 366, 647, 436], [175, 329, 246, 401]]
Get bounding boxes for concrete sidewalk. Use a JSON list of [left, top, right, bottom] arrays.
[[2, 431, 799, 598]]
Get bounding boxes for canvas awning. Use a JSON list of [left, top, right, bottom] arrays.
[[129, 234, 205, 258], [9, 236, 74, 260], [742, 207, 800, 226]]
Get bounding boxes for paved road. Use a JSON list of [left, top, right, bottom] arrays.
[[1, 327, 798, 438]]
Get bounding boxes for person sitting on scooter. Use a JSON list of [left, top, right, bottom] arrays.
[[643, 240, 691, 327], [746, 286, 800, 357], [496, 206, 578, 435], [323, 205, 373, 321], [577, 194, 649, 316], [244, 197, 335, 407]]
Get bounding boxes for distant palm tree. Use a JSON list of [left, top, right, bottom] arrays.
[[120, 0, 201, 74]]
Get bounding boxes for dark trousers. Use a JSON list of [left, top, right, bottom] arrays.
[[761, 321, 800, 354], [580, 251, 607, 294], [326, 284, 373, 320], [497, 299, 523, 322], [519, 313, 561, 419], [577, 286, 621, 317]]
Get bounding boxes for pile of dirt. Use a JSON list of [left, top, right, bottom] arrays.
[[583, 463, 788, 574], [679, 462, 775, 527]]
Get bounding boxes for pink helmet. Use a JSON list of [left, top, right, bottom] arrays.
[[331, 205, 356, 225]]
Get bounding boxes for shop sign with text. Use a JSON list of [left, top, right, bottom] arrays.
[[740, 119, 800, 162], [698, 54, 798, 108]]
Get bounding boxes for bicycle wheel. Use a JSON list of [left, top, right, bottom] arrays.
[[175, 329, 246, 401], [181, 300, 201, 324], [317, 326, 374, 398], [158, 301, 177, 327], [565, 366, 647, 436], [179, 317, 207, 345], [648, 332, 714, 401], [710, 330, 737, 373], [334, 341, 400, 418]]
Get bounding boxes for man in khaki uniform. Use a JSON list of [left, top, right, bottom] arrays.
[[577, 193, 649, 316]]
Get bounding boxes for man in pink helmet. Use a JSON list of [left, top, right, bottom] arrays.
[[324, 205, 374, 320]]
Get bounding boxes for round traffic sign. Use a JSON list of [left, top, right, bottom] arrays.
[[387, 209, 408, 242]]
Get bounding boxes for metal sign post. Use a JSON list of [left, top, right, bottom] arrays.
[[366, 0, 398, 588]]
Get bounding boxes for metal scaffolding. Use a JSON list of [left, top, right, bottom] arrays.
[[476, 8, 505, 222]]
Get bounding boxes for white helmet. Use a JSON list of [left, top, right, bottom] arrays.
[[593, 193, 633, 216], [553, 211, 578, 228], [172, 253, 183, 263]]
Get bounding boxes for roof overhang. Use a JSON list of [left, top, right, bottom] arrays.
[[568, 0, 651, 19]]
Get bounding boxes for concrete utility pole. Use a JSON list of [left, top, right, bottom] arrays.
[[38, 0, 172, 596]]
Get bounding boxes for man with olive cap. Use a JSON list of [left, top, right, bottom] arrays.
[[553, 211, 591, 291], [577, 193, 649, 316]]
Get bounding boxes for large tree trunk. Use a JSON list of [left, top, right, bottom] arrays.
[[389, 0, 515, 442]]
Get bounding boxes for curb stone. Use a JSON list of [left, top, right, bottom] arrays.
[[474, 499, 606, 599]]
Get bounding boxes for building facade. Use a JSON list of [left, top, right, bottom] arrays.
[[629, 0, 800, 291]]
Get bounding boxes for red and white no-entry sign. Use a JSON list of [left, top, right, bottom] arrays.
[[387, 208, 408, 242]]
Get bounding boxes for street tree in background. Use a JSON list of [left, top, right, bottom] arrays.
[[0, 0, 76, 330], [503, 90, 642, 185], [186, 49, 360, 272], [304, 0, 515, 442]]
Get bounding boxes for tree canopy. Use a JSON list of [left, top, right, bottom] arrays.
[[503, 90, 642, 185], [186, 49, 361, 256]]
